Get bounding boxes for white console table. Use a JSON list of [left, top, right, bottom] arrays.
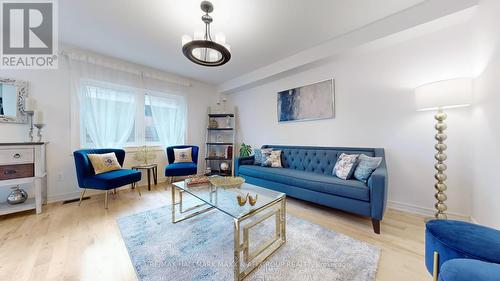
[[0, 143, 47, 215]]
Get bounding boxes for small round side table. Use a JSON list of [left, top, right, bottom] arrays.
[[131, 164, 158, 191]]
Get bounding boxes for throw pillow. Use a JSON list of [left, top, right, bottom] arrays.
[[258, 148, 273, 166], [253, 148, 264, 166], [262, 150, 282, 168], [173, 148, 193, 163], [354, 154, 383, 182], [88, 153, 121, 174], [333, 153, 359, 180]]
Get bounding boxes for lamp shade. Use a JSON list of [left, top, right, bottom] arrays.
[[415, 78, 473, 111]]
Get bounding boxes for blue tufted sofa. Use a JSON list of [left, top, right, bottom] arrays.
[[235, 145, 388, 234]]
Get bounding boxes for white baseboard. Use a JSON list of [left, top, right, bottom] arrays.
[[47, 189, 104, 203], [388, 200, 472, 221], [46, 179, 168, 204], [47, 191, 81, 203]]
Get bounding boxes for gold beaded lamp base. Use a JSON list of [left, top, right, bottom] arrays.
[[433, 108, 448, 220]]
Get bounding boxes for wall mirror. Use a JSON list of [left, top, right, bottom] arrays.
[[0, 78, 28, 124]]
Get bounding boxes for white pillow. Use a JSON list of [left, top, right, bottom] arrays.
[[333, 153, 359, 180], [88, 153, 121, 174], [262, 150, 282, 168], [173, 148, 193, 163]]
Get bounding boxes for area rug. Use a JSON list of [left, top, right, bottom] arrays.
[[117, 205, 380, 281]]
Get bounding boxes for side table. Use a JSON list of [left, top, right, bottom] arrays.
[[131, 164, 158, 191]]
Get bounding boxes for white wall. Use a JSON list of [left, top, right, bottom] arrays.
[[471, 0, 500, 228], [0, 50, 217, 202], [226, 22, 477, 218]]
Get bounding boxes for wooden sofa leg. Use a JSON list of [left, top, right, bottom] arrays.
[[371, 219, 381, 234]]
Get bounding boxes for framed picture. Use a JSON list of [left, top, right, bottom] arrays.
[[277, 79, 335, 122]]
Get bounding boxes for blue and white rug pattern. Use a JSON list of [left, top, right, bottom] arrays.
[[117, 205, 380, 281]]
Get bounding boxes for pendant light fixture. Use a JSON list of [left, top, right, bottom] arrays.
[[181, 1, 231, 67]]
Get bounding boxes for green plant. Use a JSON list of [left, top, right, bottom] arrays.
[[239, 143, 252, 157]]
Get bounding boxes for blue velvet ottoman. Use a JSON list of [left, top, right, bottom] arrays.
[[425, 220, 500, 280]]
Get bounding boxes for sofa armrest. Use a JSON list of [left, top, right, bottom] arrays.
[[234, 156, 255, 176], [367, 165, 388, 220]]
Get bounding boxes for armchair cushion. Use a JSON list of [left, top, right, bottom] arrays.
[[238, 165, 369, 201], [439, 259, 500, 281], [165, 162, 197, 177], [83, 169, 141, 190]]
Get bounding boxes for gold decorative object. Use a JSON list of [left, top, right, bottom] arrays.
[[185, 175, 210, 186], [248, 194, 258, 206], [237, 193, 248, 206], [209, 176, 245, 188], [209, 118, 218, 128], [133, 145, 156, 164]]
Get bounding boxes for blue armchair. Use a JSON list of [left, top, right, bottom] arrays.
[[425, 219, 500, 281], [165, 145, 199, 182], [73, 149, 142, 209]]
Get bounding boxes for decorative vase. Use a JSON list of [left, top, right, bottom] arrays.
[[209, 118, 218, 128], [7, 186, 28, 205], [220, 161, 229, 172], [133, 145, 156, 165]]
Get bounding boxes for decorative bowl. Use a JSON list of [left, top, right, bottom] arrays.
[[209, 176, 245, 188]]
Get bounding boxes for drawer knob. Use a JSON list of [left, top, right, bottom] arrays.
[[13, 153, 21, 159], [4, 169, 17, 175]]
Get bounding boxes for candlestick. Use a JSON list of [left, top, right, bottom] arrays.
[[34, 124, 46, 142], [25, 98, 36, 112], [33, 111, 44, 124]]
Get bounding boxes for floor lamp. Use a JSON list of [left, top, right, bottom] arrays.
[[415, 78, 472, 219]]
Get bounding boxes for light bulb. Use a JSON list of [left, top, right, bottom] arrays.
[[181, 35, 192, 46], [215, 32, 226, 45], [194, 30, 204, 40], [209, 49, 218, 62]]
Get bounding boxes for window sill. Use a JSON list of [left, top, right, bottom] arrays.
[[123, 145, 165, 153]]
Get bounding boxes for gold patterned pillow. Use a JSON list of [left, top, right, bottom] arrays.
[[173, 148, 193, 163], [87, 153, 122, 174]]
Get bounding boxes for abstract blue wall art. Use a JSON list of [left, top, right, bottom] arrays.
[[277, 79, 335, 122]]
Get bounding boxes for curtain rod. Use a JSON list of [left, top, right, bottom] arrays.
[[60, 50, 192, 87]]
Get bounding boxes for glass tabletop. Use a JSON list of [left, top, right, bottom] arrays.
[[172, 181, 285, 219], [131, 164, 157, 169]]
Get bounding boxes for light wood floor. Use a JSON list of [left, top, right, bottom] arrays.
[[0, 183, 431, 281]]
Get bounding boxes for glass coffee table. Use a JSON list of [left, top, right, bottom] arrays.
[[171, 180, 286, 281]]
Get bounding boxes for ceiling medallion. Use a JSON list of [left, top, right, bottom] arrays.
[[181, 1, 231, 67]]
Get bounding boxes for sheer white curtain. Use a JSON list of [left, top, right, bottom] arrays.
[[66, 49, 190, 150], [80, 81, 136, 148], [148, 94, 186, 147]]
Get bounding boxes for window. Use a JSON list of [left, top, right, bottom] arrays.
[[79, 80, 186, 148], [144, 96, 160, 143]]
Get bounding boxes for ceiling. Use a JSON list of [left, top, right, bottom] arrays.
[[60, 0, 426, 85]]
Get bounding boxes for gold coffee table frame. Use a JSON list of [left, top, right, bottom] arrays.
[[171, 181, 286, 281]]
